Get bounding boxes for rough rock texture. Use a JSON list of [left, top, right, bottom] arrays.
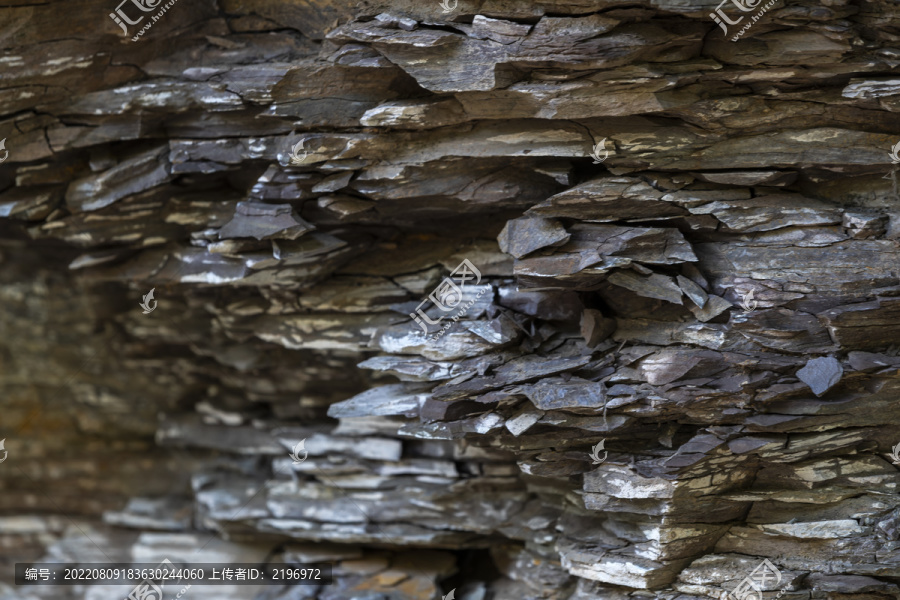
[[2, 0, 900, 599]]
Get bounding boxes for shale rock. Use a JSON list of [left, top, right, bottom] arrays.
[[2, 1, 900, 599]]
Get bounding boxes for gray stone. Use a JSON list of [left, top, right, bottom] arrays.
[[796, 356, 844, 396]]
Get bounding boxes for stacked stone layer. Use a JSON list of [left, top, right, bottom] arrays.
[[1, 0, 900, 598]]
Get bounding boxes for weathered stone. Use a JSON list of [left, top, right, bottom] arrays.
[[796, 356, 844, 397], [3, 2, 900, 599], [497, 217, 570, 259], [218, 201, 315, 240], [580, 308, 617, 347], [608, 271, 684, 305]]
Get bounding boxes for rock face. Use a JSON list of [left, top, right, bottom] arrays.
[[1, 1, 900, 599]]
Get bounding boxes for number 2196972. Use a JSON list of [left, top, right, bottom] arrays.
[[270, 568, 321, 580]]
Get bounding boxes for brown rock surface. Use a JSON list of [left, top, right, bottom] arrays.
[[2, 0, 900, 599]]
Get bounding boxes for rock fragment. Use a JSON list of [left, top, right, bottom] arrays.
[[796, 356, 844, 396]]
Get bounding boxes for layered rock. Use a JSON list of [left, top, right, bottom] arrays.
[[2, 0, 900, 599]]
